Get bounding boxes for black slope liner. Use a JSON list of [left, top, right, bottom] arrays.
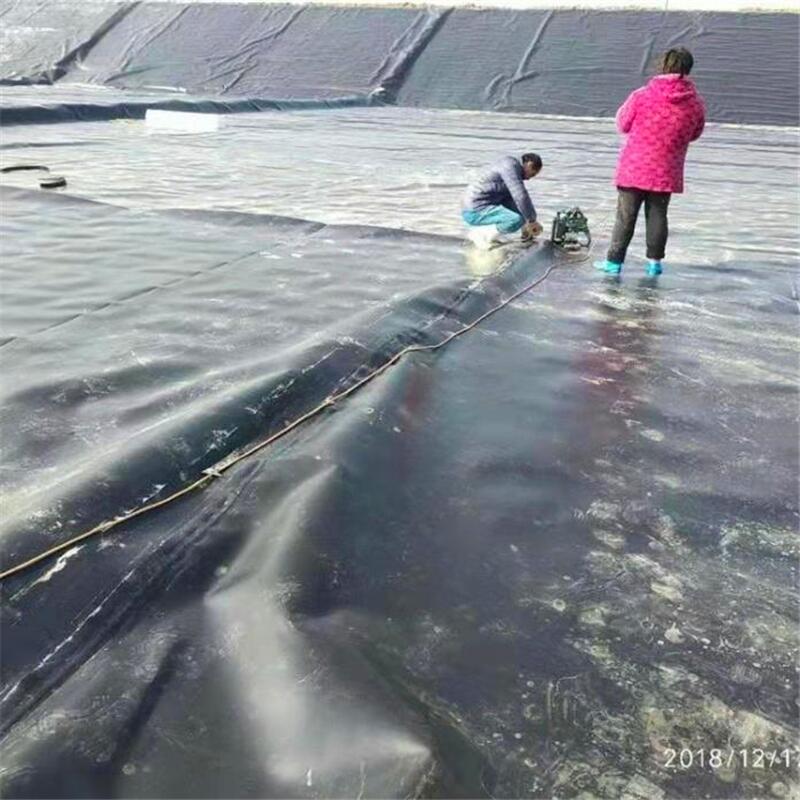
[[0, 92, 379, 126], [0, 1, 797, 125]]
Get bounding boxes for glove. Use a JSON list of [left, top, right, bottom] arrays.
[[522, 220, 543, 239]]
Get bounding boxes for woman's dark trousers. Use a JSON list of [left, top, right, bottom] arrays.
[[607, 187, 671, 263]]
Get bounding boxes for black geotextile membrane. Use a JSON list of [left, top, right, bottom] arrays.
[[70, 3, 445, 100], [1, 184, 797, 799], [1, 2, 798, 125], [0, 1, 128, 85], [397, 8, 800, 125], [0, 2, 798, 798]]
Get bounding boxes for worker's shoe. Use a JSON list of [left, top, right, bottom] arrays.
[[467, 225, 500, 250], [594, 259, 623, 275], [645, 260, 663, 277]]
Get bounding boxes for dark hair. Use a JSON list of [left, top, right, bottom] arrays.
[[521, 153, 542, 170], [661, 48, 694, 77]]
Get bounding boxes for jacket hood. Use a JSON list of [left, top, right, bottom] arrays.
[[648, 74, 698, 104]]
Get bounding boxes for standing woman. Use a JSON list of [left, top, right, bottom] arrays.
[[595, 48, 706, 277]]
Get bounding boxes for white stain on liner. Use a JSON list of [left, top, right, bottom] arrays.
[[30, 545, 83, 589]]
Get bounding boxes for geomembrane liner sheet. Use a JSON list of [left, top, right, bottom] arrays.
[[396, 8, 800, 125], [1, 106, 797, 240], [0, 1, 128, 85], [68, 3, 445, 100], [0, 1, 799, 796], [1, 104, 798, 797], [1, 2, 798, 125]]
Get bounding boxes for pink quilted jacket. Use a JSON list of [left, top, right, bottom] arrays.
[[614, 74, 706, 194]]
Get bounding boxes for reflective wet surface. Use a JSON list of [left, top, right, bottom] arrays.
[[1, 104, 798, 798], [2, 103, 797, 255]]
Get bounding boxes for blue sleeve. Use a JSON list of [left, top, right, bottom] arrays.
[[498, 158, 536, 222]]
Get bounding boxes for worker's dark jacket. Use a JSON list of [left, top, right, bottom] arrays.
[[462, 156, 537, 221]]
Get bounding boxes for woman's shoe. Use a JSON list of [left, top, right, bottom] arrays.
[[594, 259, 623, 275], [646, 260, 663, 276]]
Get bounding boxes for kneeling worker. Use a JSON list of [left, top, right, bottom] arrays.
[[462, 153, 543, 249]]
